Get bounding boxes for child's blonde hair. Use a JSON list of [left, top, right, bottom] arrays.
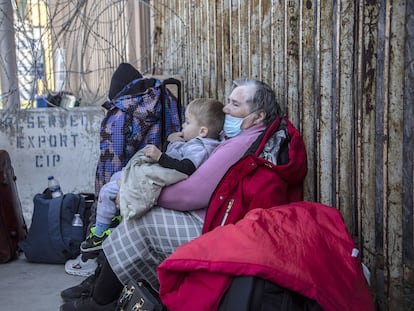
[[186, 98, 225, 139]]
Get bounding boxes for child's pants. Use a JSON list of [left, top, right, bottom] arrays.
[[96, 171, 121, 225]]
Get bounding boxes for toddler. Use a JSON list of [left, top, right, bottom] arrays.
[[80, 98, 225, 252]]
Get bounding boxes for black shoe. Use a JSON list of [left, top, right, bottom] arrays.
[[60, 297, 117, 311], [80, 250, 102, 261], [110, 215, 122, 228], [80, 227, 111, 253], [60, 273, 96, 302]]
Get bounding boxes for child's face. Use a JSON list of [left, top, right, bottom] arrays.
[[182, 111, 202, 141]]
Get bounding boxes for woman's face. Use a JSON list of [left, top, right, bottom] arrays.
[[223, 85, 259, 130]]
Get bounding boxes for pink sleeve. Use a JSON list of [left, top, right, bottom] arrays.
[[157, 139, 250, 211]]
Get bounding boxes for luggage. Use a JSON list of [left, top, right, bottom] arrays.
[[0, 150, 27, 263], [95, 77, 183, 196], [18, 193, 90, 264], [218, 276, 323, 311]]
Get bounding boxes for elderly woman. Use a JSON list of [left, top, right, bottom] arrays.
[[60, 78, 307, 311]]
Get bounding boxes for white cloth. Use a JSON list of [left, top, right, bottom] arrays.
[[119, 150, 188, 220]]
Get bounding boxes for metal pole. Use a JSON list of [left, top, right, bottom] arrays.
[[0, 0, 20, 111]]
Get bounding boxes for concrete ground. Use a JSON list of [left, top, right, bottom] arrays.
[[0, 253, 86, 311]]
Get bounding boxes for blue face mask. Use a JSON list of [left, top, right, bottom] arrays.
[[223, 114, 245, 137]]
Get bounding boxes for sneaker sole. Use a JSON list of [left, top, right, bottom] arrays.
[[65, 258, 98, 277], [65, 269, 96, 277], [80, 244, 104, 252], [61, 293, 90, 303]]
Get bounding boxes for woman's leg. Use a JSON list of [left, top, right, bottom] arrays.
[[60, 208, 202, 310], [92, 258, 124, 305], [59, 258, 122, 310], [59, 260, 120, 310], [103, 206, 203, 290]]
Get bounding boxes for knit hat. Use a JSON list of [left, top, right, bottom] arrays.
[[108, 63, 142, 100]]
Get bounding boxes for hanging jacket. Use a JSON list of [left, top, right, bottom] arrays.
[[158, 201, 375, 311], [202, 116, 307, 233]]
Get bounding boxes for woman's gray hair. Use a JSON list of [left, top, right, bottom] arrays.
[[232, 78, 282, 125]]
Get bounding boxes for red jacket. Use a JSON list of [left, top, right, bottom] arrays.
[[203, 116, 307, 233], [158, 202, 374, 311]]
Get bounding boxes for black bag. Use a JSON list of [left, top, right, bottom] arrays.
[[18, 193, 90, 264], [218, 276, 323, 311], [116, 279, 166, 311]]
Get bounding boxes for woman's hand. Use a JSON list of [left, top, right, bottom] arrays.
[[143, 144, 162, 161]]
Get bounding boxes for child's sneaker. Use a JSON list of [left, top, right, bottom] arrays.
[[110, 215, 122, 228], [80, 227, 111, 252]]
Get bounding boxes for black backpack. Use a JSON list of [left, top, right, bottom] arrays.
[[218, 276, 323, 311], [18, 193, 91, 264]]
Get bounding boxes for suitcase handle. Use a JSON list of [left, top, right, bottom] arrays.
[[160, 78, 183, 143], [161, 78, 181, 115]]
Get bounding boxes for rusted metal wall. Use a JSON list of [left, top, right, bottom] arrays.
[[151, 0, 413, 310]]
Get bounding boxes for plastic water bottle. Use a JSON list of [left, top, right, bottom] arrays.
[[48, 175, 63, 198], [71, 214, 83, 227]]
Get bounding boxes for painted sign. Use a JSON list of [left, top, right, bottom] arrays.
[[0, 107, 104, 226]]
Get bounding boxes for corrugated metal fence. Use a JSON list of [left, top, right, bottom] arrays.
[[151, 1, 413, 310]]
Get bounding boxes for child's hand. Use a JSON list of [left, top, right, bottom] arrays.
[[167, 131, 185, 142], [143, 144, 162, 161]]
